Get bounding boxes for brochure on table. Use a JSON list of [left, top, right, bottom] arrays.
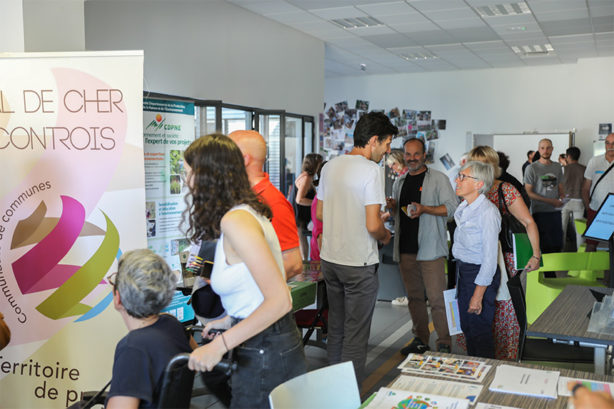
[[364, 387, 470, 409], [558, 376, 614, 397], [489, 364, 559, 399], [398, 354, 491, 383], [390, 374, 482, 405]]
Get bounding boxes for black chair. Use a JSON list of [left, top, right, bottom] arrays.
[[75, 353, 195, 409], [294, 284, 328, 346], [157, 353, 195, 409], [507, 274, 594, 364]]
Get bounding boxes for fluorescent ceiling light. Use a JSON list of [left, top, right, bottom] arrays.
[[474, 2, 531, 18], [400, 52, 438, 61], [331, 16, 384, 29], [511, 43, 555, 57]]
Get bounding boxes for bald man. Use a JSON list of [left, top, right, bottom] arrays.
[[229, 130, 303, 279]]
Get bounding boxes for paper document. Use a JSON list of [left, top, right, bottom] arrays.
[[558, 376, 614, 397], [398, 354, 491, 383], [444, 289, 463, 335], [390, 374, 482, 405], [475, 404, 520, 409], [363, 387, 470, 409], [489, 364, 559, 399]]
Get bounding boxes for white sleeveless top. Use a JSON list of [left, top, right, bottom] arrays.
[[210, 204, 286, 319]]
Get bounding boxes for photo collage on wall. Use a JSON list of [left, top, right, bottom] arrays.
[[320, 100, 447, 165]]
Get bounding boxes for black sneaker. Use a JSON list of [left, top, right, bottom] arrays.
[[437, 344, 451, 353], [400, 338, 430, 356]]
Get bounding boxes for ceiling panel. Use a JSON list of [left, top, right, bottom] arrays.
[[446, 26, 500, 42], [436, 18, 488, 30], [225, 0, 614, 75], [361, 33, 415, 47], [408, 0, 468, 12], [309, 6, 366, 19], [406, 30, 458, 45], [237, 0, 302, 15], [356, 1, 415, 16]]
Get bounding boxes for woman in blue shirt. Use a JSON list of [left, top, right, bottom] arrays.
[[453, 161, 501, 358]]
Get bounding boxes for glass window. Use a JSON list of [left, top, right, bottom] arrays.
[[196, 106, 217, 136], [222, 107, 252, 134], [259, 114, 281, 189], [304, 121, 313, 154], [284, 116, 303, 198]]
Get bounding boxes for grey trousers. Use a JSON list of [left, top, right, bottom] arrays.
[[321, 259, 379, 385]]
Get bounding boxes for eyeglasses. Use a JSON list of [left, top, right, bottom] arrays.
[[456, 173, 478, 182], [107, 272, 117, 288]]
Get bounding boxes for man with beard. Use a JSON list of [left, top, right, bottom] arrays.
[[582, 133, 614, 252], [386, 138, 457, 355], [525, 138, 565, 253]]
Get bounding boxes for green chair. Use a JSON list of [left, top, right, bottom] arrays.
[[573, 218, 587, 253], [526, 251, 609, 324]]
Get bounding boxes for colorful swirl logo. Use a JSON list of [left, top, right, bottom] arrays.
[[11, 195, 119, 321]]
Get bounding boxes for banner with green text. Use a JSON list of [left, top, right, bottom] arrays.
[[143, 98, 195, 275], [0, 51, 145, 408]]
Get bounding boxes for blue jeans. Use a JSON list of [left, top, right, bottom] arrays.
[[456, 260, 500, 359], [230, 313, 306, 409]]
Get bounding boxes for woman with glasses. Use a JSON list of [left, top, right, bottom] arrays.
[[184, 134, 306, 409], [106, 249, 191, 409], [468, 146, 540, 361], [453, 161, 501, 358]]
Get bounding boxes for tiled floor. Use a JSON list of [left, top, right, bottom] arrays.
[[190, 300, 417, 408]]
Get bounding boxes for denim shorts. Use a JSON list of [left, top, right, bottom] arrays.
[[229, 313, 307, 409]]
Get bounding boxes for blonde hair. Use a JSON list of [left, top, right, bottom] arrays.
[[386, 150, 405, 168], [468, 146, 502, 178]]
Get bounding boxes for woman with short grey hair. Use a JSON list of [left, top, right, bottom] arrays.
[[106, 249, 191, 409], [115, 249, 177, 318], [452, 161, 501, 358]]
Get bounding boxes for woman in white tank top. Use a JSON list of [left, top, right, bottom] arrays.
[[184, 134, 306, 408]]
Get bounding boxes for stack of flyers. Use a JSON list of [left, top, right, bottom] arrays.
[[363, 387, 470, 409], [398, 354, 491, 383]]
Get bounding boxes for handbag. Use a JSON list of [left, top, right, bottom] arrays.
[[497, 182, 526, 253]]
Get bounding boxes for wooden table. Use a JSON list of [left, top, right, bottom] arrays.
[[527, 285, 614, 375], [386, 352, 614, 408]]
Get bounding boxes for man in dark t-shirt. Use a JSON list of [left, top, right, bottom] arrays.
[[386, 138, 457, 356]]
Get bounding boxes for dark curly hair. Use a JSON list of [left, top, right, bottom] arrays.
[[183, 133, 272, 241]]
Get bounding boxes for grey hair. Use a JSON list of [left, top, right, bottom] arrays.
[[461, 160, 494, 195], [116, 249, 177, 318]]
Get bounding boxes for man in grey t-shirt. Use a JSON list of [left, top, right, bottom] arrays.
[[524, 138, 565, 253]]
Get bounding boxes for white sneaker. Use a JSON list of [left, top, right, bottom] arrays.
[[391, 296, 408, 306]]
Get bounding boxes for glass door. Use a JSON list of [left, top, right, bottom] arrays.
[[258, 112, 283, 190], [284, 115, 303, 198], [304, 118, 314, 155]]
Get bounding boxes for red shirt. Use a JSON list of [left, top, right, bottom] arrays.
[[252, 173, 300, 252]]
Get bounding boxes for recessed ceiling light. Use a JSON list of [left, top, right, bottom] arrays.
[[474, 2, 531, 18], [331, 16, 384, 29], [511, 44, 555, 57], [400, 52, 438, 61], [507, 26, 527, 31]]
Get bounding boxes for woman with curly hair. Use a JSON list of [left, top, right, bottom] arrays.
[[184, 134, 306, 408]]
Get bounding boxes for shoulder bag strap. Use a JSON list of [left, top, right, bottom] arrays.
[[589, 161, 614, 204]]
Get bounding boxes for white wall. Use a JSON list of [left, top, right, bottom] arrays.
[[84, 0, 324, 120], [0, 0, 25, 52], [23, 0, 85, 52], [325, 57, 614, 173]]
